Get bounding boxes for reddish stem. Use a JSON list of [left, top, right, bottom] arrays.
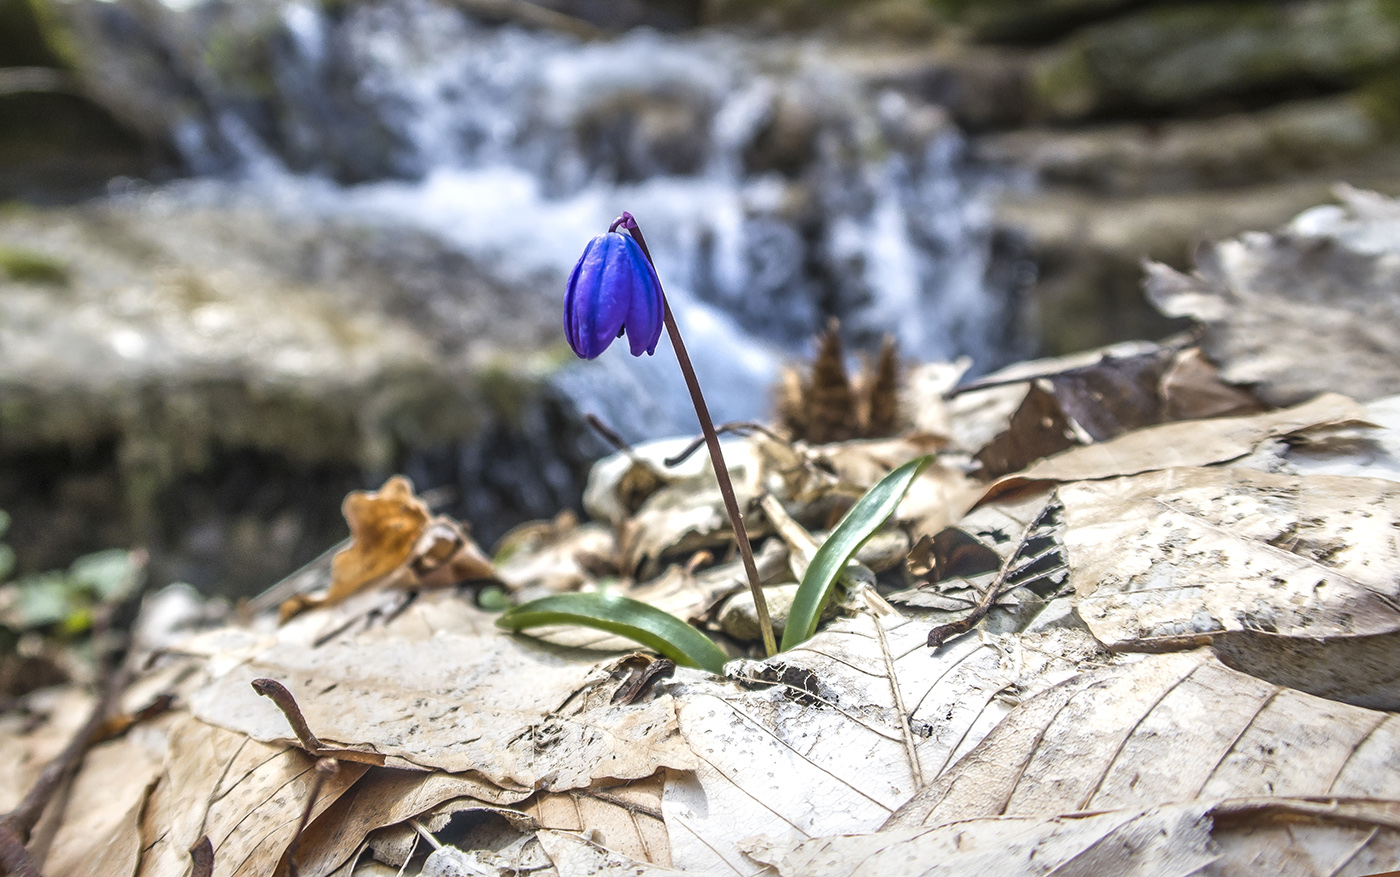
[[615, 213, 777, 657]]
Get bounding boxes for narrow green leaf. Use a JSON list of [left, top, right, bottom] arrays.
[[782, 454, 934, 650], [496, 592, 729, 675]]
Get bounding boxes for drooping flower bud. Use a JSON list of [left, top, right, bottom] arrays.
[[563, 231, 664, 359]]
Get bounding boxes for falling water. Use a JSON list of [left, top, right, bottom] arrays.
[[162, 0, 1030, 441]]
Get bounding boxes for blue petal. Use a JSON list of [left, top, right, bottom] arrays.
[[564, 234, 627, 359], [618, 234, 664, 356], [563, 231, 666, 359]]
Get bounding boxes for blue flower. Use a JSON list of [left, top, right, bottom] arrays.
[[564, 230, 664, 360]]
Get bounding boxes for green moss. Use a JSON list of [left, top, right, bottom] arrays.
[[1359, 67, 1400, 132], [0, 245, 68, 285]]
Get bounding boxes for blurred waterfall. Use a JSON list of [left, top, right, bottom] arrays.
[[162, 0, 1030, 440]]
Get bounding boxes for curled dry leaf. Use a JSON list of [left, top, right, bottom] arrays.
[[756, 798, 1400, 877], [330, 475, 429, 596], [1060, 466, 1400, 707], [985, 392, 1369, 499], [280, 476, 496, 622], [889, 650, 1400, 830], [1146, 186, 1400, 407]]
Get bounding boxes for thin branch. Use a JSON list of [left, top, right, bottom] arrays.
[[662, 421, 786, 468], [251, 679, 386, 766], [875, 618, 924, 788], [0, 667, 130, 877]]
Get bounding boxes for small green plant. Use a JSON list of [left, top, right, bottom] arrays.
[[781, 454, 932, 650], [0, 509, 140, 636], [0, 245, 69, 285], [497, 455, 932, 672], [497, 592, 730, 673]]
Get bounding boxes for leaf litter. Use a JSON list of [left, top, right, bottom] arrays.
[[8, 191, 1400, 876]]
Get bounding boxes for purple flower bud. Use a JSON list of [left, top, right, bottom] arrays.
[[563, 230, 665, 360]]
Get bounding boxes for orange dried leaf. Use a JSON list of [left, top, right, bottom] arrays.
[[328, 475, 430, 600]]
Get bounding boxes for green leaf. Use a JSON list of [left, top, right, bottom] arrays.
[[14, 572, 76, 628], [497, 592, 729, 674], [69, 550, 135, 601], [782, 455, 934, 651]]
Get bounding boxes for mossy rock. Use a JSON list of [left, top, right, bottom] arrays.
[[1033, 0, 1400, 120], [927, 0, 1141, 43]]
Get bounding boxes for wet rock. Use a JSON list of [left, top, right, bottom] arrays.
[[743, 91, 819, 177], [1032, 0, 1400, 121], [573, 89, 712, 182], [0, 195, 577, 596], [833, 43, 1032, 133]]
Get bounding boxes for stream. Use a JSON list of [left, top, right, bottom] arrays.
[[161, 0, 1031, 440]]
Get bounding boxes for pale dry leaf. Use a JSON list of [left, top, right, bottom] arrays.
[[1146, 188, 1400, 407], [1059, 466, 1400, 706], [495, 520, 616, 597], [290, 769, 527, 877], [888, 650, 1400, 830], [522, 772, 670, 866], [661, 612, 1092, 875], [758, 798, 1400, 877], [187, 630, 695, 790], [0, 686, 93, 812], [42, 737, 162, 877], [136, 717, 367, 877], [755, 801, 1217, 877], [534, 828, 686, 877], [584, 437, 763, 529], [988, 392, 1369, 494], [1206, 797, 1400, 877]]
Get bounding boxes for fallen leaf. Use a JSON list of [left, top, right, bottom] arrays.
[[756, 798, 1400, 877], [136, 717, 367, 877], [534, 828, 684, 876], [290, 769, 524, 877], [1147, 186, 1400, 407], [755, 801, 1217, 877], [661, 612, 1089, 874], [330, 475, 430, 597], [187, 629, 696, 791], [888, 650, 1400, 830], [985, 392, 1369, 497], [42, 737, 161, 877], [523, 773, 670, 866], [1060, 466, 1400, 707]]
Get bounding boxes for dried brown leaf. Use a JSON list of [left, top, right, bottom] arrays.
[[985, 392, 1369, 498], [1146, 188, 1400, 407], [135, 717, 367, 877], [524, 773, 670, 866], [889, 650, 1400, 830], [42, 738, 161, 877], [758, 798, 1400, 877], [1060, 466, 1400, 707], [329, 476, 429, 599], [187, 630, 695, 790]]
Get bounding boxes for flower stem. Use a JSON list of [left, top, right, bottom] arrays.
[[615, 213, 778, 657]]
